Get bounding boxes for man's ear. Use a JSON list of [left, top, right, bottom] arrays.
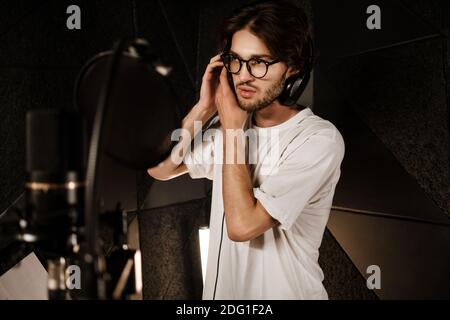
[[286, 66, 299, 78]]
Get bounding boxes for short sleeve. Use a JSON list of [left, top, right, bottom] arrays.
[[253, 128, 345, 230]]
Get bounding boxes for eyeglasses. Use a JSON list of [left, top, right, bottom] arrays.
[[220, 53, 280, 79]]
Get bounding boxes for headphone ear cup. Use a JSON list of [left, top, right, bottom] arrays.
[[278, 72, 309, 106]]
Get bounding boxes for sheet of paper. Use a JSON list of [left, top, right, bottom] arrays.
[[0, 252, 48, 300]]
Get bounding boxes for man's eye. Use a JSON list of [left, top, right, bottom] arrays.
[[250, 59, 263, 65]]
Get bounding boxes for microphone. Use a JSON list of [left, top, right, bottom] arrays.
[[0, 38, 179, 299], [25, 109, 86, 299], [24, 109, 86, 256]]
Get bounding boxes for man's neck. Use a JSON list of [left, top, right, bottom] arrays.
[[252, 102, 300, 128]]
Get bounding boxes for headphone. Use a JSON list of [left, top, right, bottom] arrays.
[[277, 35, 314, 106]]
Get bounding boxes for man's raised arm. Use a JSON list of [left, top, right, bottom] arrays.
[[147, 54, 224, 180], [147, 102, 216, 181]]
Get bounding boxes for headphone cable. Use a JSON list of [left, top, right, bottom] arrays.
[[212, 211, 225, 300]]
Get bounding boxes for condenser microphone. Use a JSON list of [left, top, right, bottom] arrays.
[[25, 109, 86, 257]]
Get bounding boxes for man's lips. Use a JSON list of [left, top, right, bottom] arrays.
[[237, 86, 256, 98]]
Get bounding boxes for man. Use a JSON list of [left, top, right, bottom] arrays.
[[148, 0, 345, 299]]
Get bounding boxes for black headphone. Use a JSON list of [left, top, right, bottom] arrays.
[[277, 35, 314, 106]]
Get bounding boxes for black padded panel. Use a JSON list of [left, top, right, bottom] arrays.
[[320, 229, 378, 300], [319, 37, 449, 216], [314, 82, 449, 224], [137, 198, 206, 299]]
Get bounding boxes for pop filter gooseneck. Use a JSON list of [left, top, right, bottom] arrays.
[[82, 38, 129, 299]]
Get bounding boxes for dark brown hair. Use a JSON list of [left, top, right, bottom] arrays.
[[219, 0, 313, 75]]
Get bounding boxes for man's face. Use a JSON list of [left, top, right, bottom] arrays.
[[228, 28, 293, 112]]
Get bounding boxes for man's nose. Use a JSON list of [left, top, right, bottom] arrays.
[[238, 63, 254, 82]]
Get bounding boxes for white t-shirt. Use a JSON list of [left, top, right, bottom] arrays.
[[184, 107, 345, 300]]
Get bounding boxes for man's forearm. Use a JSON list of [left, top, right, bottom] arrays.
[[181, 102, 217, 148], [223, 164, 257, 238], [147, 102, 216, 179], [222, 130, 277, 241], [222, 132, 257, 240]]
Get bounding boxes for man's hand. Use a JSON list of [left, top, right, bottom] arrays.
[[199, 54, 224, 112], [215, 68, 248, 130]]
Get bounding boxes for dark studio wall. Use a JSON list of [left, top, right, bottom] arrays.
[[313, 0, 450, 298], [0, 0, 448, 299]]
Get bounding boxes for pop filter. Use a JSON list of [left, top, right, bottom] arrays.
[[74, 39, 183, 298], [75, 39, 181, 170]]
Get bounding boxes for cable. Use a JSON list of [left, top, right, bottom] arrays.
[[132, 0, 138, 38], [157, 0, 196, 90], [212, 211, 225, 300]]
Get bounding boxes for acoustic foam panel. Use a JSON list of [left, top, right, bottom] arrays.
[[320, 37, 449, 216], [138, 198, 206, 299]]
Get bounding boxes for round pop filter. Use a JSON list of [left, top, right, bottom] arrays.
[[75, 43, 181, 170]]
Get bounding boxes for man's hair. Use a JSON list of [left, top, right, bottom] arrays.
[[219, 0, 313, 75]]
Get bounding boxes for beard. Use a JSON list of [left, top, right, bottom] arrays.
[[235, 73, 287, 112]]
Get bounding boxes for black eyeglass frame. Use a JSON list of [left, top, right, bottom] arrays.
[[220, 53, 281, 79]]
